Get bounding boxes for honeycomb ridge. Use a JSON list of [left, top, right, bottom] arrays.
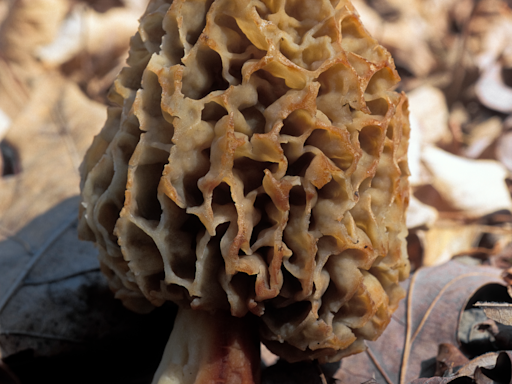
[[79, 0, 410, 362]]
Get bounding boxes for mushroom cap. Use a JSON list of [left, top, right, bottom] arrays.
[[79, 0, 410, 363]]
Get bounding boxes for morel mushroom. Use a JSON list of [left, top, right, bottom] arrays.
[[78, 0, 411, 382]]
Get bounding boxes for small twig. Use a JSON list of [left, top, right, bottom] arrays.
[[367, 348, 394, 384], [23, 267, 101, 286], [0, 330, 85, 344], [0, 360, 21, 384], [314, 360, 329, 384], [23, 268, 100, 287]]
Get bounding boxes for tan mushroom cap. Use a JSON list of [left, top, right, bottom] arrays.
[[79, 0, 410, 363]]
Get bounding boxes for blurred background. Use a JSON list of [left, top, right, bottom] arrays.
[[353, 0, 512, 271], [1, 0, 511, 272], [0, 0, 511, 382], [352, 0, 512, 270]]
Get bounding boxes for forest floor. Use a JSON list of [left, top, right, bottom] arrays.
[[1, 0, 512, 383]]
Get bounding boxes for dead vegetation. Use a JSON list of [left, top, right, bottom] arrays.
[[0, 0, 512, 383]]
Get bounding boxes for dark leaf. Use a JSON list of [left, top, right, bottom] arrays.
[[436, 343, 469, 377], [334, 261, 504, 384], [480, 352, 512, 384]]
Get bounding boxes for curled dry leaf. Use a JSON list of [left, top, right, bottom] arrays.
[[408, 86, 452, 146], [446, 351, 512, 384], [475, 302, 512, 326], [464, 117, 503, 159], [334, 261, 504, 384], [475, 62, 512, 114], [421, 145, 512, 217], [410, 351, 512, 384], [459, 307, 499, 353], [478, 351, 512, 383], [435, 343, 469, 377], [418, 220, 512, 267], [36, 4, 144, 67], [406, 195, 438, 229], [417, 224, 478, 267], [261, 344, 280, 367], [456, 352, 499, 378], [417, 223, 509, 267], [0, 0, 67, 79], [468, 0, 512, 113], [410, 352, 512, 384], [468, 0, 512, 70], [0, 0, 67, 121], [352, 0, 437, 78]]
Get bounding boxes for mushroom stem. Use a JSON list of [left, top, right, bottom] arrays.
[[152, 307, 261, 384]]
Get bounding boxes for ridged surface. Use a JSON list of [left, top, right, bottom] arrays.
[[79, 0, 410, 362]]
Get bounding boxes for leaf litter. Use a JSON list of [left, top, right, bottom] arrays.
[[475, 302, 512, 327], [1, 0, 512, 383], [333, 261, 505, 384]]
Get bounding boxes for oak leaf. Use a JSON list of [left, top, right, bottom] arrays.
[[334, 261, 504, 384]]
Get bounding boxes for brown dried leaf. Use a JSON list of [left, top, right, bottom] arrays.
[[408, 86, 452, 146], [413, 351, 512, 384], [476, 62, 512, 114], [418, 224, 483, 266], [0, 0, 68, 117], [421, 146, 512, 216], [435, 343, 469, 377], [334, 261, 504, 384], [468, 0, 512, 69], [456, 352, 499, 377], [352, 0, 438, 78], [417, 222, 512, 266], [409, 378, 469, 384], [406, 196, 438, 229], [478, 351, 512, 383], [0, 74, 105, 236], [0, 0, 68, 69], [464, 117, 503, 159], [36, 4, 144, 67], [476, 302, 512, 326]]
